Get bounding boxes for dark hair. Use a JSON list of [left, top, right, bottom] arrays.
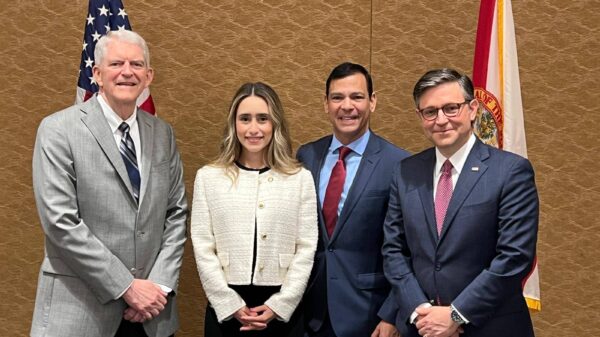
[[412, 68, 475, 107], [325, 62, 374, 97]]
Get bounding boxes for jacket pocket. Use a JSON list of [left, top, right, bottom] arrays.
[[217, 252, 230, 280], [356, 272, 388, 290], [41, 257, 77, 277], [279, 253, 294, 268], [362, 189, 388, 198], [217, 252, 229, 267], [279, 253, 295, 281]]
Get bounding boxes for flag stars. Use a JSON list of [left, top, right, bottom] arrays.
[[118, 8, 127, 19], [105, 24, 111, 33], [86, 14, 95, 25], [84, 57, 94, 68], [89, 76, 97, 85], [98, 5, 109, 16], [91, 30, 102, 41], [82, 42, 88, 51], [117, 25, 126, 31]]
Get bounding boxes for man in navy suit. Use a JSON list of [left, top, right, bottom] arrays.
[[297, 62, 409, 337], [382, 68, 538, 337]]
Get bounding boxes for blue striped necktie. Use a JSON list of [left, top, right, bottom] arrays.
[[118, 122, 140, 202]]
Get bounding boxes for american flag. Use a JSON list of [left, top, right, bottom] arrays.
[[76, 0, 155, 114]]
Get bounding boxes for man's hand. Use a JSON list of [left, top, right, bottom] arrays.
[[238, 305, 276, 331], [371, 320, 400, 337], [415, 306, 460, 337], [122, 279, 167, 320], [123, 307, 148, 323]]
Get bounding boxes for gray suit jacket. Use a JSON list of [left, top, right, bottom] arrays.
[[30, 96, 188, 337]]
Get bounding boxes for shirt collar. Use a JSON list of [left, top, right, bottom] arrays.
[[97, 94, 138, 133], [435, 133, 476, 175], [329, 130, 371, 156]]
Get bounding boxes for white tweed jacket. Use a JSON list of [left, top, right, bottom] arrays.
[[191, 165, 318, 322]]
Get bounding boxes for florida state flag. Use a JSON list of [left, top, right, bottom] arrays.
[[472, 0, 541, 311]]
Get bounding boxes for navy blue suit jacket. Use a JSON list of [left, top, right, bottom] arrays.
[[382, 138, 538, 337], [297, 132, 409, 337]]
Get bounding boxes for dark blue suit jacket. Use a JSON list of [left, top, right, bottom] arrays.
[[297, 132, 409, 337], [382, 138, 538, 337]]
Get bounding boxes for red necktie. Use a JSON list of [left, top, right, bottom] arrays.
[[322, 146, 352, 237], [435, 160, 453, 236]]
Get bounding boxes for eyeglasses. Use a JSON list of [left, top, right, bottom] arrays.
[[417, 101, 471, 121]]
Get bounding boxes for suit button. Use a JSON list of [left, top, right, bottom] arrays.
[[261, 233, 267, 240], [130, 267, 136, 274], [268, 177, 274, 182], [435, 263, 441, 271], [328, 248, 334, 252], [259, 263, 264, 271], [258, 202, 264, 209]]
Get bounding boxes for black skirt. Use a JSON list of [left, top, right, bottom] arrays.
[[204, 285, 304, 337]]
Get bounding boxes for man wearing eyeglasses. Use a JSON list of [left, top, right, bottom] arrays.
[[382, 68, 538, 337]]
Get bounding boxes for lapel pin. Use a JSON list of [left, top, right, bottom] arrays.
[[471, 167, 479, 172]]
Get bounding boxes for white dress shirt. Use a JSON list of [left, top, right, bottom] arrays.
[[97, 94, 143, 184]]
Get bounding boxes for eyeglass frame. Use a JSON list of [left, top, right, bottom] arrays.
[[416, 99, 474, 121]]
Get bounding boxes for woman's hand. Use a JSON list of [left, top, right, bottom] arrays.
[[234, 306, 259, 328], [238, 305, 277, 331]]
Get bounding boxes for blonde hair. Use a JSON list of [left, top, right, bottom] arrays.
[[213, 82, 301, 180]]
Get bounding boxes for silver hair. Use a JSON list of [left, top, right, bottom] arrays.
[[412, 68, 475, 108], [94, 30, 151, 67]]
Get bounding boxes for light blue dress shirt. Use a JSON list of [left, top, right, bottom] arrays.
[[318, 130, 371, 215]]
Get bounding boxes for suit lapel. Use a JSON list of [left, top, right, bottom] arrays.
[[416, 150, 439, 241], [80, 97, 136, 201], [311, 137, 330, 192], [137, 111, 154, 206], [329, 134, 382, 244], [311, 136, 331, 244], [439, 140, 489, 242]]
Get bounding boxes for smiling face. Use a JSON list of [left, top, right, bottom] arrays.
[[325, 73, 376, 145], [93, 39, 153, 119], [235, 95, 273, 166], [417, 81, 478, 157]]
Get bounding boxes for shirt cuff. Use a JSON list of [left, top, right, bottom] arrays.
[[410, 302, 432, 324], [157, 283, 172, 294], [116, 280, 134, 300], [451, 304, 470, 324]]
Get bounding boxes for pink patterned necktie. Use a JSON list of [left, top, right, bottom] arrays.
[[435, 160, 453, 236]]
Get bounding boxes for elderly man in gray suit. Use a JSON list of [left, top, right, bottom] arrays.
[[30, 30, 187, 337]]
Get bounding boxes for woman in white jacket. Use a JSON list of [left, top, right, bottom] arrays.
[[191, 82, 318, 336]]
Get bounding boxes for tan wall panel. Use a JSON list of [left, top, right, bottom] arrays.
[[1, 0, 599, 336], [512, 1, 600, 336], [0, 1, 85, 336], [370, 0, 479, 153]]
